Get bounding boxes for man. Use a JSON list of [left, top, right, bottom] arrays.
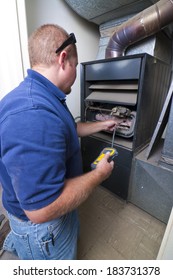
[[0, 24, 116, 259]]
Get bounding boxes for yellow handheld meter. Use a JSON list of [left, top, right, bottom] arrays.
[[91, 147, 118, 169]]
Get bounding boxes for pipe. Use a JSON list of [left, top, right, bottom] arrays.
[[105, 0, 173, 58]]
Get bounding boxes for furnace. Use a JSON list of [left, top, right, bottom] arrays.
[[80, 53, 171, 199]]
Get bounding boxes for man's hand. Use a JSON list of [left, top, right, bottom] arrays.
[[101, 120, 117, 132], [95, 152, 114, 181]]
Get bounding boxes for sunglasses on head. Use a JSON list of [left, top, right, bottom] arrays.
[[55, 33, 76, 54]]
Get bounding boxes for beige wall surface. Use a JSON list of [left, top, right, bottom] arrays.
[[0, 0, 29, 99]]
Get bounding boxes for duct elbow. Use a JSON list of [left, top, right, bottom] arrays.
[[105, 0, 173, 59], [105, 48, 125, 58], [105, 36, 126, 58]]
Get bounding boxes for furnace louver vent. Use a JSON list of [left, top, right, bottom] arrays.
[[86, 81, 138, 105]]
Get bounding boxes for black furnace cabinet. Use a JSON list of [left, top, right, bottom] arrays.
[[80, 53, 171, 199]]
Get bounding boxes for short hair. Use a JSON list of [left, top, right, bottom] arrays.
[[28, 24, 77, 67]]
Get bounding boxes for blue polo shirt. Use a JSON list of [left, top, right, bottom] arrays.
[[0, 69, 83, 220]]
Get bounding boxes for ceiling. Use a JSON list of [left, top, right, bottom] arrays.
[[64, 0, 158, 25]]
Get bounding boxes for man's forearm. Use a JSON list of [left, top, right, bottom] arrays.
[[76, 121, 103, 137], [24, 167, 110, 223], [77, 120, 116, 137]]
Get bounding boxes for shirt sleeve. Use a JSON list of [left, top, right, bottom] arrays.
[[1, 108, 68, 211]]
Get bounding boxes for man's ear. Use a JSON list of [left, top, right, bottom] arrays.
[[58, 51, 67, 69]]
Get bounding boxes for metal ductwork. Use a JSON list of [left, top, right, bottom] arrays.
[[105, 0, 173, 58]]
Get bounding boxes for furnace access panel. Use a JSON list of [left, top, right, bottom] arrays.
[[80, 53, 171, 199]]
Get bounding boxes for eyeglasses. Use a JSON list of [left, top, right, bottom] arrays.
[[55, 33, 76, 54]]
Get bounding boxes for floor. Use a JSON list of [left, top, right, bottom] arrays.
[[0, 185, 166, 260]]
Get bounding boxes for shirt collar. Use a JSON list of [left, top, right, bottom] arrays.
[[27, 69, 66, 103]]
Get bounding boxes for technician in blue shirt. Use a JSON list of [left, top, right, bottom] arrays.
[[0, 24, 116, 259]]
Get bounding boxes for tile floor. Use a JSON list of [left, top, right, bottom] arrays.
[[77, 186, 166, 260], [0, 185, 166, 260]]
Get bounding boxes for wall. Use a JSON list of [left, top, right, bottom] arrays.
[[25, 0, 100, 118], [0, 0, 29, 100]]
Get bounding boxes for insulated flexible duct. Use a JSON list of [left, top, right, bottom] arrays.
[[105, 0, 173, 58]]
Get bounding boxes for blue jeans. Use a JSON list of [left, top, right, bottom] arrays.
[[3, 210, 79, 260]]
